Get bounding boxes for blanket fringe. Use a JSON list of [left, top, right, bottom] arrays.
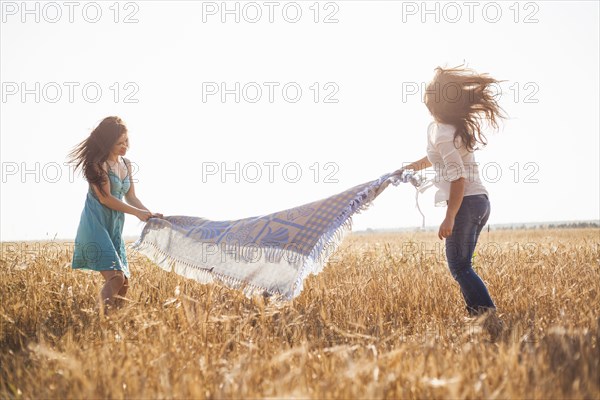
[[132, 238, 301, 298]]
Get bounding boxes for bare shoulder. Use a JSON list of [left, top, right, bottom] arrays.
[[122, 157, 132, 170], [122, 157, 134, 184], [97, 160, 109, 174]]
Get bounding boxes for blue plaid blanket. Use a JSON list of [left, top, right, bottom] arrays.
[[132, 171, 424, 299]]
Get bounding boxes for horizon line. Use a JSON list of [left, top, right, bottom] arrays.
[[1, 219, 598, 243]]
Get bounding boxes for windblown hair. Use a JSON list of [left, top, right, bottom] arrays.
[[424, 64, 507, 151], [67, 116, 128, 197]]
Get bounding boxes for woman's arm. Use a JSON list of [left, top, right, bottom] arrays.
[[393, 156, 432, 176], [122, 158, 158, 216], [435, 128, 468, 239], [438, 177, 465, 239], [403, 156, 432, 171], [92, 162, 151, 221]]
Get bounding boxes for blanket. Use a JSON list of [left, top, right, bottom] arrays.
[[131, 170, 431, 300]]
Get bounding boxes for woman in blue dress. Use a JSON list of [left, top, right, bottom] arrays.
[[68, 116, 162, 313]]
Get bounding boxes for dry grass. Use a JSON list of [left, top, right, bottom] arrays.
[[1, 228, 599, 399]]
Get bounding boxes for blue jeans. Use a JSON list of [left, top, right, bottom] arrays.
[[445, 194, 496, 316]]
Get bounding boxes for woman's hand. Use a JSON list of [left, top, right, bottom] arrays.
[[438, 216, 455, 240], [136, 209, 153, 222], [392, 167, 405, 177], [151, 212, 164, 219], [393, 168, 412, 183]]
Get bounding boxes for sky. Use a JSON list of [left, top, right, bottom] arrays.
[[1, 0, 599, 241]]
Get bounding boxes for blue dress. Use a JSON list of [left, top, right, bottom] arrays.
[[72, 166, 131, 278]]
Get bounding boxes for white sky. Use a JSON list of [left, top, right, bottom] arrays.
[[1, 0, 599, 241]]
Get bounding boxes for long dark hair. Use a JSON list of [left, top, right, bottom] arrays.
[[67, 116, 128, 197], [424, 64, 507, 151]]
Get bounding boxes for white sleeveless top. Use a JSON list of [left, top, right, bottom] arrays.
[[426, 121, 488, 206]]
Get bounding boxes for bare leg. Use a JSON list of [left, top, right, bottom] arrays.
[[99, 270, 125, 314], [114, 276, 129, 308]]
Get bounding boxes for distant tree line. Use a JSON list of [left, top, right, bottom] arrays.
[[492, 221, 600, 230]]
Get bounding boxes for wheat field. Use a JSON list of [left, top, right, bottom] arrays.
[[1, 228, 598, 399]]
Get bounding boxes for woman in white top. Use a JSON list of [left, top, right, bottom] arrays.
[[398, 65, 507, 320]]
